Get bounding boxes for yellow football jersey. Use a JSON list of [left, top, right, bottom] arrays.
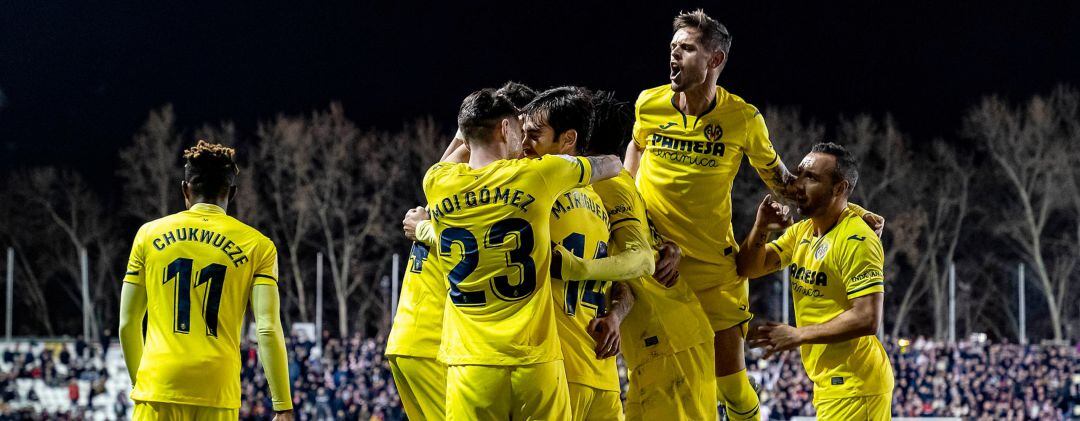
[[548, 185, 619, 391], [592, 171, 713, 369], [767, 207, 894, 399], [633, 84, 780, 288], [386, 242, 446, 359], [423, 154, 593, 366], [123, 203, 278, 409]]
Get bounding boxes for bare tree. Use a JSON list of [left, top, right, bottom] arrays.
[[118, 105, 183, 220], [0, 189, 55, 335], [965, 87, 1076, 340]]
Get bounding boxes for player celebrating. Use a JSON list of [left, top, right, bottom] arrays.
[[387, 81, 538, 421], [737, 142, 893, 420], [423, 88, 622, 420], [624, 10, 881, 419], [118, 141, 292, 420], [556, 92, 716, 420], [520, 87, 633, 421]]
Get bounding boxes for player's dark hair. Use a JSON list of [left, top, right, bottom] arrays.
[[810, 142, 859, 196], [496, 81, 537, 109], [183, 140, 238, 198], [457, 88, 520, 145], [522, 86, 594, 155], [673, 9, 732, 54], [586, 91, 633, 157]]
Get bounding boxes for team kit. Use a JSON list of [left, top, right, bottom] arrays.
[[118, 9, 893, 421]]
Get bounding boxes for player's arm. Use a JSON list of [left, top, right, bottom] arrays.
[[589, 282, 635, 359], [624, 141, 643, 177], [845, 202, 885, 236], [251, 284, 294, 413], [440, 130, 467, 161], [553, 224, 654, 282], [402, 206, 435, 246], [118, 282, 147, 385], [586, 155, 623, 184], [736, 195, 791, 279], [751, 293, 882, 358]]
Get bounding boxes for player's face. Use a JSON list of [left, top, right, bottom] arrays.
[[669, 28, 715, 92], [522, 113, 568, 158], [794, 152, 840, 217]]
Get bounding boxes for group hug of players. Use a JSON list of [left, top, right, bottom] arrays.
[[386, 9, 895, 421], [113, 8, 893, 421]]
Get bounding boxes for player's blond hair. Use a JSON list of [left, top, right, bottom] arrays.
[[674, 9, 732, 54]]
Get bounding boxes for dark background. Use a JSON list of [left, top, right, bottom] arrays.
[[3, 0, 1078, 176]]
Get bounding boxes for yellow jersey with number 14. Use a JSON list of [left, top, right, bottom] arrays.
[[549, 185, 619, 391], [633, 84, 780, 288], [123, 203, 278, 409], [767, 207, 894, 399], [423, 154, 593, 366]]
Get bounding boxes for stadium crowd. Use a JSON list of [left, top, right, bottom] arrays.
[[753, 335, 1080, 420], [3, 333, 1078, 420]]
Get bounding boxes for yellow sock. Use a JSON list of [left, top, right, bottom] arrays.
[[716, 370, 760, 421]]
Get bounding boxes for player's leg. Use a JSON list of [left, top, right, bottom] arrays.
[[446, 364, 511, 421], [194, 405, 240, 421], [696, 282, 759, 421], [623, 342, 716, 421], [814, 395, 873, 421], [510, 360, 571, 420], [389, 355, 447, 420], [133, 401, 224, 421], [570, 383, 624, 421]]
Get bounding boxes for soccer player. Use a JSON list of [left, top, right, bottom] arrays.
[[624, 10, 882, 419], [736, 143, 893, 420], [519, 87, 633, 421], [557, 92, 716, 420], [423, 88, 622, 420], [118, 141, 292, 420], [387, 81, 538, 421]]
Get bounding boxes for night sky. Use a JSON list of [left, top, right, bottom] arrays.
[[2, 0, 1078, 175]]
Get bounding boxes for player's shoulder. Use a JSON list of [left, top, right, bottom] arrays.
[[636, 84, 673, 107], [593, 169, 634, 194], [837, 210, 881, 248], [717, 85, 761, 118]]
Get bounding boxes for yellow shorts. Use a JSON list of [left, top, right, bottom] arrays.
[[568, 383, 624, 421], [624, 342, 716, 421], [388, 355, 447, 420], [690, 279, 752, 331], [133, 401, 238, 421], [446, 360, 571, 421], [814, 392, 892, 421]]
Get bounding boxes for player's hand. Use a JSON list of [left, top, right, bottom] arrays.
[[754, 194, 792, 232], [654, 241, 681, 287], [402, 206, 428, 241], [748, 321, 803, 359], [272, 410, 294, 421], [862, 212, 885, 237], [587, 314, 623, 359]]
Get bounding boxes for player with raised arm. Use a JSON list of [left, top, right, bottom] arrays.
[[624, 10, 882, 419], [118, 141, 292, 420], [387, 82, 538, 421], [423, 88, 622, 420], [737, 143, 893, 420]]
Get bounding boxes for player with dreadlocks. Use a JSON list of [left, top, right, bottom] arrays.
[[119, 140, 293, 420]]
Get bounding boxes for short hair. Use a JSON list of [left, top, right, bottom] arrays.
[[522, 86, 594, 155], [496, 81, 537, 109], [673, 9, 732, 54], [457, 88, 520, 144], [810, 142, 859, 195], [586, 91, 632, 156], [183, 140, 238, 198]]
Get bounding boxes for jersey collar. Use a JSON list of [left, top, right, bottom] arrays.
[[668, 89, 720, 129], [189, 203, 226, 214]]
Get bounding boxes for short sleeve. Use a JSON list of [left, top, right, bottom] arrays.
[[632, 96, 647, 148], [840, 236, 885, 299], [123, 225, 148, 285], [253, 238, 280, 287], [536, 154, 592, 200], [745, 108, 780, 171], [767, 226, 797, 267]]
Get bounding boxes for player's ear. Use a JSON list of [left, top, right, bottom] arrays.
[[708, 50, 726, 70], [181, 181, 192, 209], [559, 129, 578, 154], [227, 185, 238, 203]]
